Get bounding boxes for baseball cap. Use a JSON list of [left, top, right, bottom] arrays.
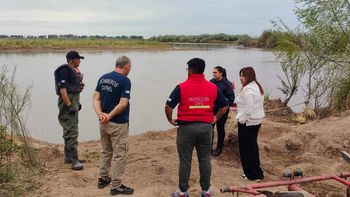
[[66, 51, 84, 61]]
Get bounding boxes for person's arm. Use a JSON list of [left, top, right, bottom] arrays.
[[92, 91, 106, 122], [240, 93, 254, 122], [225, 80, 235, 105], [106, 98, 129, 121], [57, 68, 76, 114], [214, 105, 229, 123], [165, 85, 180, 126], [60, 88, 72, 107], [165, 105, 177, 126], [236, 88, 254, 124], [213, 89, 229, 123]]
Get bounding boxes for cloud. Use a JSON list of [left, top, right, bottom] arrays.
[[0, 0, 298, 37]]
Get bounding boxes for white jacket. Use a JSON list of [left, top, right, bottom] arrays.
[[235, 81, 265, 126]]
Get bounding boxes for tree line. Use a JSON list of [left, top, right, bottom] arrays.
[[0, 32, 284, 49], [0, 34, 144, 40]]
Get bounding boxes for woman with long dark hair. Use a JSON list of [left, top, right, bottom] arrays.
[[210, 66, 235, 156], [236, 66, 265, 181]]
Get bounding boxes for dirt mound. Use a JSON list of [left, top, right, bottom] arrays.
[[264, 98, 296, 123], [219, 114, 350, 195], [29, 112, 350, 196]]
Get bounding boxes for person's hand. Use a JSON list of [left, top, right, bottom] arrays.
[[239, 119, 246, 125], [98, 113, 105, 123], [169, 119, 178, 126], [212, 116, 218, 124], [67, 105, 77, 115], [98, 113, 111, 123], [79, 103, 82, 111]]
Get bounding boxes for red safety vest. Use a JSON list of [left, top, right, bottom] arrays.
[[177, 74, 217, 123]]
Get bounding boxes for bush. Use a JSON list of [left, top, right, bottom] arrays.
[[237, 34, 252, 47], [0, 65, 39, 196], [332, 77, 350, 112], [0, 165, 14, 183]]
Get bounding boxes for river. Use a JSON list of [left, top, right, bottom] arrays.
[[0, 45, 301, 143]]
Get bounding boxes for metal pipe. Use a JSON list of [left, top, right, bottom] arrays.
[[332, 175, 350, 187], [220, 186, 259, 195], [221, 172, 350, 194], [248, 173, 350, 189]]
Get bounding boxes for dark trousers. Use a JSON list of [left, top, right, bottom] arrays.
[[238, 122, 264, 180], [212, 110, 229, 149], [177, 123, 212, 192]]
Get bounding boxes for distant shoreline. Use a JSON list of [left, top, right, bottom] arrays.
[[0, 39, 168, 52], [0, 39, 244, 53], [0, 45, 174, 53], [0, 46, 173, 53]]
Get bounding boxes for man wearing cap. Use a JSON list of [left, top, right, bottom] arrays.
[[165, 58, 228, 197], [54, 50, 85, 170]]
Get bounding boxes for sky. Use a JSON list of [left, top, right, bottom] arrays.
[[1, 0, 299, 38]]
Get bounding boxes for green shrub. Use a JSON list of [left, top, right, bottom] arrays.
[[333, 77, 350, 112], [0, 65, 39, 196]]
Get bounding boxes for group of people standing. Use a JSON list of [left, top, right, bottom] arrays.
[[54, 51, 265, 197]]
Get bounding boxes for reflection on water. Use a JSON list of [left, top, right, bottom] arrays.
[[0, 46, 302, 143]]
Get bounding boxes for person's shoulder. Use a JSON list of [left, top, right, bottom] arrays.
[[99, 71, 111, 78], [178, 79, 188, 86], [121, 75, 130, 82], [116, 74, 130, 85], [55, 64, 70, 75], [55, 64, 68, 71], [206, 80, 217, 88], [224, 79, 233, 86], [243, 82, 260, 93]]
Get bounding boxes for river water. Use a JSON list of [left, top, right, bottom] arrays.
[[0, 45, 302, 143]]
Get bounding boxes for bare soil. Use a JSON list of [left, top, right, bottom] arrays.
[[29, 111, 350, 197]]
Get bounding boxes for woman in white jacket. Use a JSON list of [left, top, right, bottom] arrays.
[[235, 67, 265, 181]]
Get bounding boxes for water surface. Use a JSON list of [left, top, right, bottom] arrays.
[[0, 46, 300, 143]]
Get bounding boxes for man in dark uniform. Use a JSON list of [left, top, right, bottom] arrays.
[[54, 50, 84, 170], [165, 58, 229, 197], [92, 56, 134, 196]]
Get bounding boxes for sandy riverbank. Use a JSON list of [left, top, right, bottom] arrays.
[[29, 111, 350, 196]]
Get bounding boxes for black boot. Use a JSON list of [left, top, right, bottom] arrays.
[[212, 147, 222, 157], [68, 148, 84, 170], [64, 147, 72, 164]]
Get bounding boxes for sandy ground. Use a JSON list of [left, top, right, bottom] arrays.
[[29, 111, 350, 197]]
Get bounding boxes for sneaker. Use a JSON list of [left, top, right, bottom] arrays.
[[110, 184, 134, 195], [97, 177, 111, 189], [201, 190, 215, 197], [171, 190, 189, 197], [240, 174, 261, 182], [240, 174, 248, 180]]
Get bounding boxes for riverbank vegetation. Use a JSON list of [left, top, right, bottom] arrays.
[[0, 66, 41, 196], [0, 37, 166, 51], [0, 32, 281, 50], [273, 0, 350, 120]]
